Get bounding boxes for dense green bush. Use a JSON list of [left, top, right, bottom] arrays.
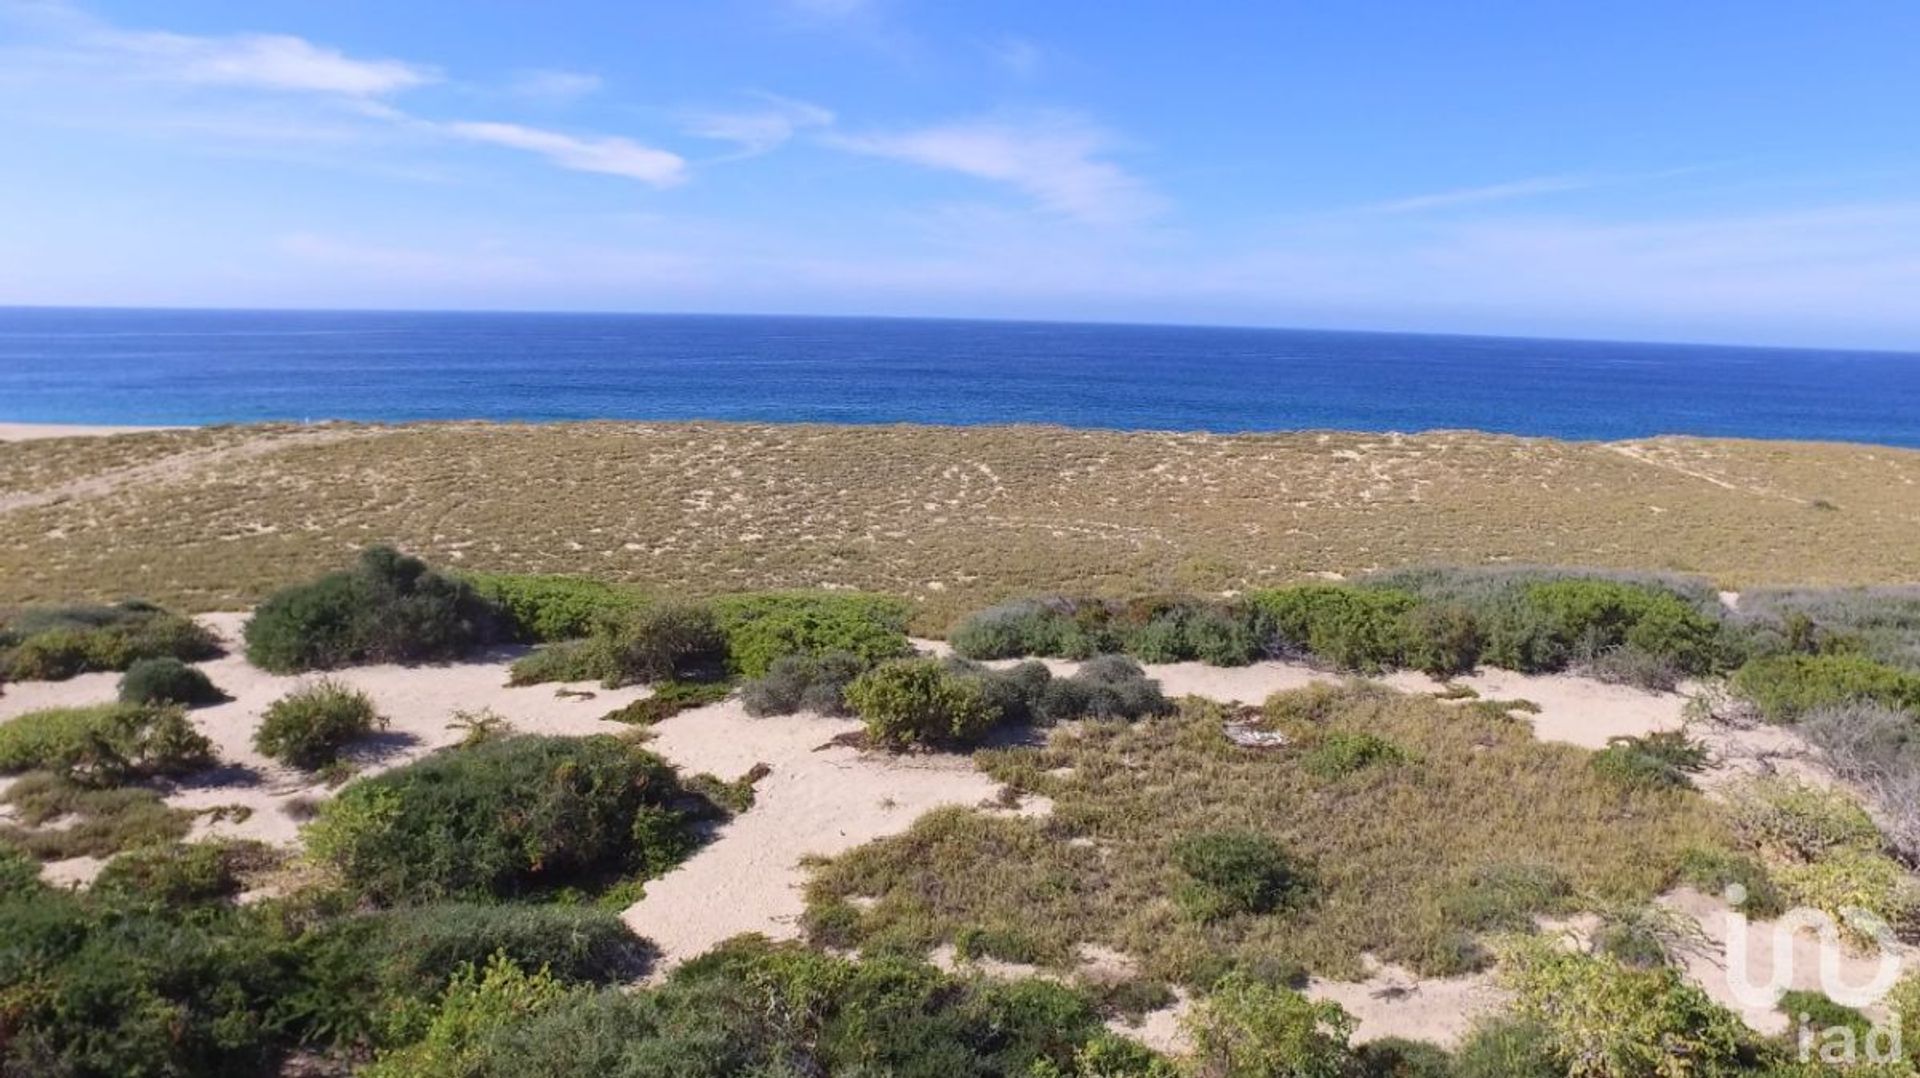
[[255, 678, 385, 768], [1450, 1019, 1562, 1078], [463, 572, 647, 642], [1484, 579, 1725, 675], [1738, 585, 1920, 671], [1182, 973, 1355, 1078], [1300, 730, 1410, 779], [245, 546, 507, 673], [1172, 829, 1309, 921], [117, 655, 222, 706], [0, 842, 40, 896], [1247, 585, 1417, 671], [507, 637, 615, 685], [949, 598, 1114, 660], [1127, 602, 1264, 666], [1589, 731, 1708, 790], [412, 936, 1136, 1078], [0, 702, 212, 783], [713, 591, 914, 677], [742, 650, 870, 716], [845, 658, 1000, 748], [597, 601, 728, 686], [1730, 653, 1920, 724], [307, 734, 695, 903], [1399, 601, 1482, 677], [0, 600, 220, 681], [93, 839, 277, 906]]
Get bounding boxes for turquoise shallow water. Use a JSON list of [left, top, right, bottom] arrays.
[[3, 307, 1918, 447]]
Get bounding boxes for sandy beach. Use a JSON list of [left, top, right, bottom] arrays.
[[0, 422, 182, 441]]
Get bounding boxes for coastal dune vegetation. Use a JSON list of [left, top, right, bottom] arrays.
[[3, 428, 1920, 1073]]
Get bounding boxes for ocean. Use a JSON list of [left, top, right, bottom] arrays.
[[2, 307, 1918, 447]]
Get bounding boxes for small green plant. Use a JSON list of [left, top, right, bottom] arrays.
[[448, 707, 514, 747], [1589, 730, 1708, 790], [244, 546, 506, 673], [1777, 989, 1872, 1039], [1172, 829, 1309, 921], [600, 680, 732, 725], [254, 679, 385, 769], [1730, 653, 1920, 724], [844, 658, 1001, 749], [1300, 730, 1409, 779], [365, 954, 575, 1078], [507, 638, 615, 685], [117, 656, 222, 706]]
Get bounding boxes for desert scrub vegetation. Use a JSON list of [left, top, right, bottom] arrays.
[[306, 734, 701, 904], [1722, 776, 1917, 934], [116, 654, 223, 706], [1727, 653, 1920, 724], [711, 591, 914, 676], [1737, 585, 1920, 671], [947, 569, 1740, 690], [0, 701, 212, 783], [1799, 702, 1920, 862], [839, 654, 1171, 748], [806, 684, 1726, 983], [92, 838, 279, 906], [244, 545, 507, 673], [741, 650, 870, 715], [0, 599, 219, 681], [254, 678, 386, 769], [461, 570, 647, 642]]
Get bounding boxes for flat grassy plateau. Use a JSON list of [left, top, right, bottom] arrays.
[[3, 421, 1918, 632]]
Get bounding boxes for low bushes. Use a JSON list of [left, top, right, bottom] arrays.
[[1729, 653, 1920, 724], [596, 601, 728, 686], [1249, 585, 1417, 671], [1724, 777, 1916, 932], [0, 772, 196, 859], [117, 655, 222, 706], [712, 591, 914, 677], [255, 679, 385, 769], [844, 659, 1000, 749], [742, 651, 868, 716], [599, 680, 732, 725], [1182, 974, 1356, 1078], [1589, 731, 1708, 791], [1800, 702, 1920, 862], [507, 638, 612, 686], [0, 702, 212, 783], [0, 600, 219, 681], [244, 546, 507, 673], [1299, 730, 1410, 780], [463, 572, 646, 642], [93, 839, 278, 906], [1036, 654, 1173, 722], [1172, 830, 1310, 921], [306, 735, 696, 903]]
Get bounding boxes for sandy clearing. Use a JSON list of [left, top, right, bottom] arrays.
[[1307, 960, 1504, 1048], [621, 699, 1007, 968], [0, 422, 185, 442], [0, 612, 645, 869]]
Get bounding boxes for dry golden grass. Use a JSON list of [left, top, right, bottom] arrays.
[[2, 421, 1918, 632]]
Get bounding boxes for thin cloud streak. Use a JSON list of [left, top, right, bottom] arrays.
[[444, 121, 687, 186]]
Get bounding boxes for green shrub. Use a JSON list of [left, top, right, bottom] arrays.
[[1247, 586, 1416, 671], [366, 955, 575, 1078], [741, 651, 870, 716], [306, 735, 694, 903], [712, 591, 913, 677], [1128, 603, 1264, 666], [0, 772, 196, 859], [1730, 653, 1920, 724], [844, 658, 1001, 749], [0, 600, 220, 681], [1399, 602, 1482, 677], [0, 842, 41, 896], [1300, 730, 1410, 779], [1440, 861, 1572, 932], [1351, 1037, 1456, 1078], [1497, 939, 1752, 1078], [1777, 989, 1872, 1038], [1578, 645, 1688, 692], [1039, 654, 1173, 722], [600, 680, 732, 725], [93, 839, 277, 906], [1725, 777, 1884, 861], [463, 572, 646, 642], [1479, 578, 1727, 676], [597, 601, 727, 686], [1589, 731, 1708, 790], [1738, 585, 1920, 671], [1451, 1019, 1562, 1078], [0, 702, 212, 783], [1675, 846, 1784, 916], [506, 637, 615, 686], [255, 679, 385, 769], [117, 655, 222, 706], [244, 546, 506, 673], [1772, 847, 1918, 937], [1172, 829, 1309, 921], [949, 599, 1110, 660], [1182, 973, 1356, 1078]]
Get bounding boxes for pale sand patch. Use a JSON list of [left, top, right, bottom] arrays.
[[0, 422, 184, 441], [0, 612, 644, 848], [622, 700, 1004, 968], [1306, 960, 1504, 1048]]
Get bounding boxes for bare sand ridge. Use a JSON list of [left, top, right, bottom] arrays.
[[0, 423, 185, 442]]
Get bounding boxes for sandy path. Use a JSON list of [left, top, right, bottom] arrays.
[[621, 700, 1005, 967]]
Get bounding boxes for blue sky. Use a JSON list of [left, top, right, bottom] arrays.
[[3, 0, 1919, 348]]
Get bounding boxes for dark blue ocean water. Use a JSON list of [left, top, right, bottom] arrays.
[[3, 307, 1919, 446]]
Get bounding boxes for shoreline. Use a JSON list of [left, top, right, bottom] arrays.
[[0, 422, 186, 442]]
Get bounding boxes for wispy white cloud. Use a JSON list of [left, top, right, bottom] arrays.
[[1363, 175, 1589, 214], [683, 93, 833, 157], [445, 121, 687, 186], [832, 112, 1160, 226], [101, 30, 436, 96], [505, 68, 602, 104], [987, 36, 1042, 79]]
